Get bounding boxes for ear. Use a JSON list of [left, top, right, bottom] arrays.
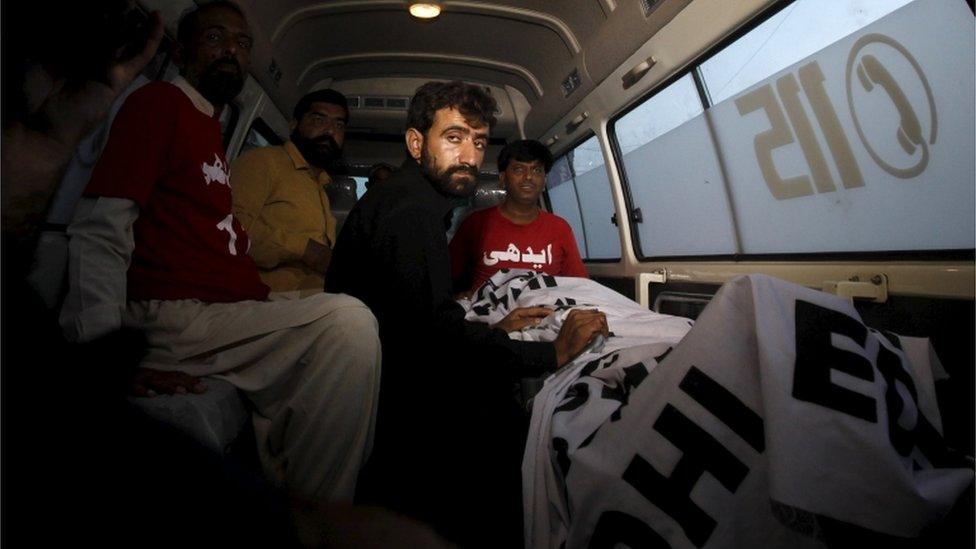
[[498, 169, 508, 187], [405, 128, 424, 161], [289, 118, 298, 132]]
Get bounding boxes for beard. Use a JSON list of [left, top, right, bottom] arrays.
[[291, 130, 342, 171], [420, 146, 478, 198], [197, 57, 245, 107]]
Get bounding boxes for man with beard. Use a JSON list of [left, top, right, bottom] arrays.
[[59, 0, 382, 506], [232, 89, 349, 293], [325, 80, 608, 547]]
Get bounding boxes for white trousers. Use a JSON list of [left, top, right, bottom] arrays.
[[126, 292, 381, 503]]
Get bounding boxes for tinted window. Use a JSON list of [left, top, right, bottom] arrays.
[[612, 0, 973, 257], [239, 118, 284, 156], [547, 136, 621, 260]]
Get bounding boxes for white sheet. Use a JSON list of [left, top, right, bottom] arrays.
[[464, 270, 972, 548]]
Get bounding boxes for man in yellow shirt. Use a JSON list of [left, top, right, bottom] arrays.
[[231, 89, 348, 293]]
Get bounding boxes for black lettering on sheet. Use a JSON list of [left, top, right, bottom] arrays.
[[875, 343, 919, 457], [488, 292, 509, 309], [589, 510, 671, 549], [528, 274, 558, 290], [602, 362, 649, 422], [653, 346, 674, 363], [874, 338, 959, 466], [679, 366, 765, 452], [793, 300, 877, 422], [554, 297, 578, 311], [623, 405, 749, 547], [579, 428, 599, 449], [554, 382, 591, 414], [553, 437, 572, 477], [581, 352, 619, 377]]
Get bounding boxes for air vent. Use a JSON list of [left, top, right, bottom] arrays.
[[561, 69, 581, 97], [640, 0, 663, 17], [347, 96, 361, 108], [352, 96, 411, 110]]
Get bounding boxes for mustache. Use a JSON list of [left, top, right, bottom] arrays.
[[311, 135, 340, 149], [207, 57, 241, 75], [445, 164, 477, 178]]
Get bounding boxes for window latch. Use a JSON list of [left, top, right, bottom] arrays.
[[823, 273, 888, 303], [612, 208, 643, 226]]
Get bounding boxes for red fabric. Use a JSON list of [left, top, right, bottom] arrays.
[[449, 205, 587, 291], [86, 81, 269, 302]]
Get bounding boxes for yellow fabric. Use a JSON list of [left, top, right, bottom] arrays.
[[231, 141, 336, 292]]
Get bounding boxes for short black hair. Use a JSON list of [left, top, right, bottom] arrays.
[[365, 162, 395, 189], [176, 1, 246, 47], [406, 80, 497, 135], [293, 89, 349, 123], [497, 139, 554, 173]]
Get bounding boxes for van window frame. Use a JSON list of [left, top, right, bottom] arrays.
[[606, 0, 975, 263], [544, 131, 622, 263], [245, 117, 285, 147]]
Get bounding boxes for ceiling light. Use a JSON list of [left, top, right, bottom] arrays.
[[409, 3, 441, 19]]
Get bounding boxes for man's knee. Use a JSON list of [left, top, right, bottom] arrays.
[[321, 294, 378, 340], [318, 293, 376, 325], [304, 294, 380, 373]]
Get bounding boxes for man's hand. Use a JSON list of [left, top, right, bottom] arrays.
[[492, 306, 552, 333], [552, 309, 609, 367], [129, 367, 207, 398], [302, 238, 333, 273]]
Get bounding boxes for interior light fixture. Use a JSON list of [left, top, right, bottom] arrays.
[[409, 2, 441, 20]]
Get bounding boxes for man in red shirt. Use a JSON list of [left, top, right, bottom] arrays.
[[58, 1, 380, 505], [450, 139, 588, 293]]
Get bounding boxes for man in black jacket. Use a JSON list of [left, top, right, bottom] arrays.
[[326, 80, 607, 547]]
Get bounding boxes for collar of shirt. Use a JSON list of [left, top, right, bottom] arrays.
[[285, 140, 332, 186], [397, 159, 455, 228], [171, 75, 215, 118]]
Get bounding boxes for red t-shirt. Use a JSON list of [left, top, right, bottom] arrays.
[[86, 81, 269, 302], [449, 205, 588, 291]]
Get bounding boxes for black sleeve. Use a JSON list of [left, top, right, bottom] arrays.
[[380, 205, 557, 379]]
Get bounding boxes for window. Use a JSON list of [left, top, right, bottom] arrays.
[[612, 0, 973, 258], [615, 74, 737, 256], [698, 0, 915, 106], [351, 176, 369, 199], [239, 118, 284, 156], [546, 135, 621, 260]]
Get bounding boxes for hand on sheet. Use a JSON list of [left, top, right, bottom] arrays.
[[553, 309, 610, 367], [492, 306, 553, 333], [129, 367, 208, 398]]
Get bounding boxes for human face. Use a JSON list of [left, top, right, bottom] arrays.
[[292, 102, 347, 168], [410, 107, 488, 197], [500, 159, 546, 207], [177, 6, 252, 109]]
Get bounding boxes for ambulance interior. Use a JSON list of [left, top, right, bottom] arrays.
[[13, 0, 976, 546]]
